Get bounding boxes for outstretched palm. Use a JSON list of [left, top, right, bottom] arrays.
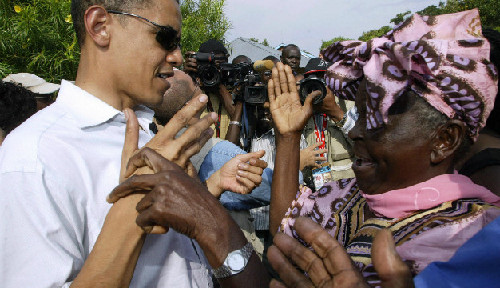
[[268, 63, 315, 135]]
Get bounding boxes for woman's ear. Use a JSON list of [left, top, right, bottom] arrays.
[[84, 6, 111, 47], [430, 119, 467, 164]]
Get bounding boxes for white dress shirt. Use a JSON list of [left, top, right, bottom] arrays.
[[0, 81, 212, 287]]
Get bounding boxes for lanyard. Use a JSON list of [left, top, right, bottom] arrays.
[[313, 114, 328, 158], [206, 97, 223, 138]]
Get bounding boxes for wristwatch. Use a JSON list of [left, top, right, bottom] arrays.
[[212, 242, 254, 279], [333, 112, 347, 128]]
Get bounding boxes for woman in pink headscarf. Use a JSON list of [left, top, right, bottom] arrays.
[[266, 9, 500, 287]]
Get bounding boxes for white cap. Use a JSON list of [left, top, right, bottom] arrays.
[[3, 73, 60, 94]]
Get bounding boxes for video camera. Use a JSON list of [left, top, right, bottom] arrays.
[[229, 60, 275, 105]]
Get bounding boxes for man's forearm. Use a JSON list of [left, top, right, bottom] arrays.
[[196, 209, 270, 288], [71, 195, 146, 288]]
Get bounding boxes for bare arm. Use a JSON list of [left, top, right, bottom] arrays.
[[268, 63, 316, 235], [108, 149, 271, 288]]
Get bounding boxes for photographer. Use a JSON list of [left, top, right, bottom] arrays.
[[183, 39, 239, 141], [299, 58, 356, 190]]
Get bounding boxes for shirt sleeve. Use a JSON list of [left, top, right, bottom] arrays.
[[0, 170, 84, 287]]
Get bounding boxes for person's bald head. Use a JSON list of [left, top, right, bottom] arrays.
[[151, 69, 199, 125]]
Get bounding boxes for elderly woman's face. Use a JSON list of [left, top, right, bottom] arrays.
[[348, 81, 434, 195]]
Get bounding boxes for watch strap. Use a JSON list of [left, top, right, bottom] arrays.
[[212, 242, 254, 279]]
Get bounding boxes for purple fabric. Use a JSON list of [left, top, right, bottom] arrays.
[[321, 9, 498, 141]]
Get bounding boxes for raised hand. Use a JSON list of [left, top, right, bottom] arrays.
[[137, 93, 216, 175], [300, 142, 328, 170], [206, 150, 268, 198], [267, 62, 317, 136]]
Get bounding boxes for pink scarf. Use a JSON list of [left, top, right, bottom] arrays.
[[362, 173, 500, 218]]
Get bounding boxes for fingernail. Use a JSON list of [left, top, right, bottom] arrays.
[[199, 94, 208, 103], [210, 112, 217, 121], [237, 170, 246, 176], [238, 163, 248, 169]]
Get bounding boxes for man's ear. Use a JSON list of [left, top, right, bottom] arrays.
[[430, 119, 466, 164], [84, 6, 111, 47]]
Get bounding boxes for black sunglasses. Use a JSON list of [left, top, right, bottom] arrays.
[[107, 10, 180, 51]]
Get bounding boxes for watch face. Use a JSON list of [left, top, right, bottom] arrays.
[[226, 251, 246, 272]]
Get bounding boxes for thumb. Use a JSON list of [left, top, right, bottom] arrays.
[[237, 150, 265, 162], [372, 229, 414, 288], [120, 109, 139, 183]]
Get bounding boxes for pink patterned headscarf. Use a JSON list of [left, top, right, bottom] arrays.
[[322, 9, 498, 140]]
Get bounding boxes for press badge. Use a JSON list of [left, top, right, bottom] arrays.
[[312, 163, 333, 190]]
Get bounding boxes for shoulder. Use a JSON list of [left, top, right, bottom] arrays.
[[0, 103, 74, 173]]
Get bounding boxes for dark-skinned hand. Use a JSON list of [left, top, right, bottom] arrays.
[[267, 217, 414, 288]]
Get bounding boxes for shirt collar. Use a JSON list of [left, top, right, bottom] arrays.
[[56, 80, 155, 132]]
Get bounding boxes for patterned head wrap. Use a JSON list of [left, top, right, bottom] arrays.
[[322, 9, 498, 141]]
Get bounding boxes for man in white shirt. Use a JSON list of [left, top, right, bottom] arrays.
[[0, 0, 235, 287]]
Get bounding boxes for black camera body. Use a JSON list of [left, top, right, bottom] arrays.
[[299, 74, 327, 104], [242, 73, 267, 105], [189, 52, 226, 87]]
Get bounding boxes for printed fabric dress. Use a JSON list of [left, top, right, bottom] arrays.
[[280, 174, 500, 287]]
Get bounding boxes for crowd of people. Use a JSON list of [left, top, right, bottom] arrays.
[[0, 1, 499, 287]]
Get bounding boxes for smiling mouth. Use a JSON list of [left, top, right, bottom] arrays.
[[354, 156, 374, 167], [156, 72, 173, 79]]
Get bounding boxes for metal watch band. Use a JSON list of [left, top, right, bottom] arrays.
[[229, 121, 242, 127], [212, 242, 254, 279], [333, 112, 347, 128]]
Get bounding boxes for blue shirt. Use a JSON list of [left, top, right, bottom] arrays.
[[199, 141, 273, 210], [414, 215, 500, 288]]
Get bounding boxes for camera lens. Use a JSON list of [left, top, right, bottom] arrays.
[[299, 78, 326, 104]]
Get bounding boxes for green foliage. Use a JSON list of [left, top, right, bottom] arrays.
[[261, 38, 269, 47], [180, 0, 231, 53], [358, 26, 392, 42], [390, 10, 411, 25], [320, 36, 353, 51], [440, 0, 500, 30], [0, 0, 79, 82]]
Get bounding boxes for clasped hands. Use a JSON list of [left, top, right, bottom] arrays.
[[107, 93, 267, 235]]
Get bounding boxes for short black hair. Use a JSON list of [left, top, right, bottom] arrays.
[[232, 55, 252, 64], [263, 55, 279, 63], [282, 44, 300, 54], [0, 82, 38, 134], [71, 0, 180, 47], [198, 39, 228, 55]]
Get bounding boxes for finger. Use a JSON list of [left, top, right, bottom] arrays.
[[239, 162, 264, 177], [304, 90, 321, 111], [235, 150, 265, 163], [278, 63, 290, 94], [269, 279, 288, 288], [312, 142, 324, 149], [179, 127, 214, 166], [268, 79, 277, 105], [315, 149, 328, 155], [284, 65, 298, 95], [373, 229, 414, 288], [237, 170, 262, 186], [235, 175, 257, 193], [271, 65, 282, 97], [149, 93, 209, 146], [149, 225, 169, 234], [107, 173, 164, 203], [293, 217, 357, 277], [120, 109, 139, 182], [268, 240, 315, 288], [248, 158, 268, 169], [125, 147, 173, 177], [136, 193, 154, 213], [273, 232, 332, 286], [314, 157, 327, 162]]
